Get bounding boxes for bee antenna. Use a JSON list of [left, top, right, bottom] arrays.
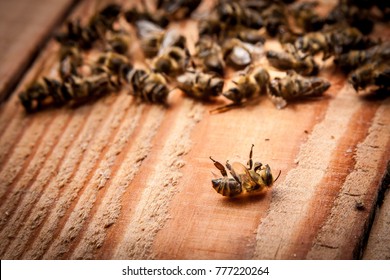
[[274, 170, 282, 183]]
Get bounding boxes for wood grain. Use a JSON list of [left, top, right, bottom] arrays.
[[0, 0, 389, 260]]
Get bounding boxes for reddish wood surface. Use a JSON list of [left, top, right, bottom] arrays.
[[0, 0, 77, 101], [0, 0, 389, 260]]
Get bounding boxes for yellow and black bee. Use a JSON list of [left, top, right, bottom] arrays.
[[295, 27, 376, 60], [124, 3, 169, 28], [176, 69, 224, 100], [127, 68, 170, 104], [209, 145, 280, 197], [266, 43, 318, 76], [19, 78, 64, 112], [349, 62, 390, 92], [194, 36, 225, 76], [210, 65, 270, 113], [55, 3, 122, 49], [334, 42, 390, 72], [151, 29, 190, 77], [268, 70, 330, 109], [58, 45, 83, 81], [216, 0, 263, 29], [290, 1, 325, 32], [93, 51, 133, 85]]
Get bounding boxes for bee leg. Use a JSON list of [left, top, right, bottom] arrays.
[[209, 156, 228, 177], [225, 160, 241, 184], [247, 144, 254, 169], [209, 102, 243, 114]]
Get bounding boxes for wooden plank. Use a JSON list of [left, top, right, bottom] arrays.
[[0, 0, 78, 102], [363, 164, 390, 260], [0, 0, 389, 260]]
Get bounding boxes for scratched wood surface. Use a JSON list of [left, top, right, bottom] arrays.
[[0, 0, 389, 260]]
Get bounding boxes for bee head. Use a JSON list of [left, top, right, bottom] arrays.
[[253, 68, 270, 87], [349, 73, 361, 92], [211, 178, 221, 189], [223, 88, 241, 103], [256, 164, 273, 187], [311, 77, 331, 94], [210, 78, 224, 96]]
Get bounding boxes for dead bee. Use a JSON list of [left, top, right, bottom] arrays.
[[334, 42, 390, 72], [152, 46, 190, 76], [124, 2, 169, 28], [19, 78, 64, 112], [152, 29, 190, 76], [268, 70, 331, 109], [266, 44, 319, 76], [326, 0, 374, 35], [211, 66, 270, 113], [349, 63, 390, 92], [93, 51, 133, 84], [55, 3, 122, 49], [59, 72, 118, 107], [197, 1, 265, 42], [216, 0, 263, 29], [58, 45, 83, 81], [19, 71, 117, 112], [209, 144, 280, 197], [136, 20, 187, 59], [176, 69, 224, 100], [105, 29, 132, 55], [295, 27, 376, 60], [86, 3, 122, 39], [157, 0, 202, 20], [198, 17, 225, 39], [127, 68, 169, 104], [136, 20, 165, 58], [294, 31, 332, 60], [194, 37, 225, 75], [223, 66, 270, 104], [222, 38, 262, 69], [260, 1, 298, 42], [290, 1, 325, 32], [330, 27, 377, 54]]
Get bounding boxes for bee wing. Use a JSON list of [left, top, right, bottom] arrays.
[[229, 45, 251, 67], [159, 29, 183, 54], [231, 162, 257, 188], [268, 94, 287, 109], [176, 72, 194, 86], [136, 20, 164, 39], [242, 42, 264, 62]]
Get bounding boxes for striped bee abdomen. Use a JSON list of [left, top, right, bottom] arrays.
[[211, 178, 243, 197]]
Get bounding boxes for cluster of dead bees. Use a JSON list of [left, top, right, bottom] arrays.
[[19, 0, 389, 113]]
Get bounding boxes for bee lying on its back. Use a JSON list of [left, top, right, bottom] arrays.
[[209, 145, 280, 197]]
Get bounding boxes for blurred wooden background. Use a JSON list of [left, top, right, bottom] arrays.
[[0, 0, 389, 259]]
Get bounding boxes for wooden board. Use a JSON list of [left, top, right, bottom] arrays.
[[0, 0, 77, 102], [0, 0, 389, 260]]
